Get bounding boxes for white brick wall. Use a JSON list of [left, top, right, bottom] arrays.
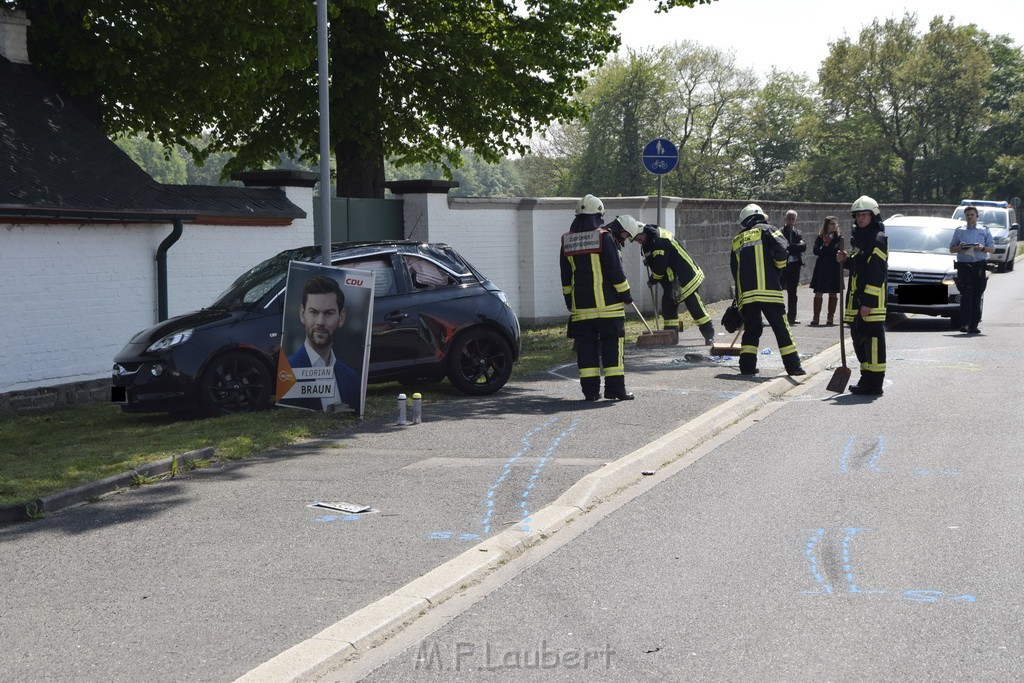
[[0, 187, 312, 393]]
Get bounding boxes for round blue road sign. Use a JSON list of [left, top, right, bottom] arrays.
[[643, 138, 678, 175]]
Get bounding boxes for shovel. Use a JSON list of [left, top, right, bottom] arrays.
[[826, 238, 852, 393]]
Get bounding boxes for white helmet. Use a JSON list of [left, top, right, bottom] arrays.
[[739, 203, 766, 224], [575, 194, 605, 216], [614, 214, 642, 235], [850, 195, 880, 216]]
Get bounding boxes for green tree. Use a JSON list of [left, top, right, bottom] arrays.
[[736, 69, 816, 199], [818, 13, 990, 202], [5, 0, 719, 200], [113, 135, 187, 184]]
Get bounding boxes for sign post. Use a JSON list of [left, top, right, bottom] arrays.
[[642, 138, 679, 227]]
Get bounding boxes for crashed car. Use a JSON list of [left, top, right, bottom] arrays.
[[111, 241, 521, 416]]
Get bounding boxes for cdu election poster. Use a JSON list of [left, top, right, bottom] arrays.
[[275, 261, 374, 417]]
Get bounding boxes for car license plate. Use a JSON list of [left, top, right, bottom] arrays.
[[111, 386, 127, 404]]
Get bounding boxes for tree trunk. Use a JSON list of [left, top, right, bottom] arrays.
[[901, 155, 915, 202], [330, 5, 387, 199], [335, 138, 385, 199]]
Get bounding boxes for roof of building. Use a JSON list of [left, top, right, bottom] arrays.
[[0, 56, 308, 224]]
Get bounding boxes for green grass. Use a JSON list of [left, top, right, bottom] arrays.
[[0, 322, 585, 507]]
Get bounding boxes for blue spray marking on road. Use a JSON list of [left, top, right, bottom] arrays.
[[315, 514, 362, 523], [841, 527, 884, 594], [839, 436, 855, 473], [479, 416, 558, 535], [518, 418, 580, 532], [867, 434, 884, 473], [802, 528, 833, 594]]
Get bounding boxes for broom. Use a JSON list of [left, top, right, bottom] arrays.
[[826, 237, 852, 393], [632, 302, 678, 347], [710, 327, 743, 356]]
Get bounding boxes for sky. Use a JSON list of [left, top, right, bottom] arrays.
[[615, 0, 1024, 79]]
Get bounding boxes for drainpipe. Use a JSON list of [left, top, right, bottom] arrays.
[[156, 218, 184, 321]]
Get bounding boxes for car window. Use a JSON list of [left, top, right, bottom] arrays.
[[404, 256, 458, 289], [211, 249, 310, 310], [978, 210, 1008, 230], [335, 258, 397, 297]]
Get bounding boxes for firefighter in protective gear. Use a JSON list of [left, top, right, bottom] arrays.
[[606, 215, 635, 249], [628, 219, 716, 345], [837, 195, 888, 396], [560, 196, 635, 401], [730, 204, 806, 376]]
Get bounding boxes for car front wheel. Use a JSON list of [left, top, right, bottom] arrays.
[[445, 328, 514, 396], [198, 351, 272, 416]]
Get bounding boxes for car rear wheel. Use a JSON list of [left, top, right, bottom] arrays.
[[445, 328, 514, 396], [198, 351, 272, 416]]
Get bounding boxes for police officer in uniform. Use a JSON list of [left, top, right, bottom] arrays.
[[615, 215, 716, 345], [837, 196, 888, 396], [560, 195, 635, 401], [730, 204, 806, 377]]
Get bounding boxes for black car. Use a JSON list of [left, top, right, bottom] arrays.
[[111, 241, 521, 416]]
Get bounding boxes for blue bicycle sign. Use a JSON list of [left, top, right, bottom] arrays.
[[642, 138, 678, 175]]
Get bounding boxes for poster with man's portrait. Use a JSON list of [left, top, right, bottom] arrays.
[[275, 262, 374, 417]]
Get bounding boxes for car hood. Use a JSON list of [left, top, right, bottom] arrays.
[[888, 251, 958, 275], [128, 308, 241, 346]]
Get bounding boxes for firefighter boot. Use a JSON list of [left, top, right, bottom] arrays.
[[603, 376, 635, 401], [581, 376, 601, 402], [699, 322, 716, 345]]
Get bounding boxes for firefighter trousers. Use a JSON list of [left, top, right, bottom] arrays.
[[739, 302, 801, 374]]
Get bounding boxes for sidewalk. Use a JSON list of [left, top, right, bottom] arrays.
[[0, 288, 848, 683]]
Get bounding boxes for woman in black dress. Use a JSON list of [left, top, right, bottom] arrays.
[[810, 216, 842, 325]]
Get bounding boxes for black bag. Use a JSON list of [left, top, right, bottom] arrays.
[[722, 302, 742, 333]]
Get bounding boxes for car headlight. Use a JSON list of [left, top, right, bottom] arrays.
[[942, 272, 957, 285], [994, 236, 1009, 245], [147, 328, 193, 353]]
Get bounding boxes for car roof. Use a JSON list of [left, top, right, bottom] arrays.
[[276, 240, 471, 274], [886, 215, 962, 229]]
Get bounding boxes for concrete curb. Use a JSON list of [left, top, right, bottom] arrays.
[[0, 447, 215, 526], [235, 343, 844, 682]]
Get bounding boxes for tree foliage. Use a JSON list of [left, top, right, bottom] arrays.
[[5, 0, 719, 199]]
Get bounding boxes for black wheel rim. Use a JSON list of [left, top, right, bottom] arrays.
[[204, 358, 267, 413], [457, 336, 509, 387]]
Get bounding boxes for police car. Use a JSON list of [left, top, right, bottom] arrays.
[[951, 199, 1019, 272]]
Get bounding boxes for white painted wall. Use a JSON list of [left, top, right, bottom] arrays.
[[0, 186, 313, 394], [401, 193, 679, 324], [1, 188, 675, 396]]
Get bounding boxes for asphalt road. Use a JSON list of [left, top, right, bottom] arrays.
[[343, 266, 1024, 681]]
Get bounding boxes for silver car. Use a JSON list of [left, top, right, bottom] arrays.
[[885, 215, 969, 328], [951, 200, 1018, 272]]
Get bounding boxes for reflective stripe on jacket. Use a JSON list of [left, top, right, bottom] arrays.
[[643, 227, 705, 299], [844, 227, 888, 323], [730, 223, 788, 307], [560, 228, 632, 322]]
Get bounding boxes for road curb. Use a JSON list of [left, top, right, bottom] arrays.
[[0, 447, 215, 526], [235, 343, 844, 682]]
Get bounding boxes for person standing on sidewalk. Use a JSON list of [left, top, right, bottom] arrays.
[[619, 216, 717, 345], [780, 209, 806, 324], [730, 204, 806, 377], [809, 216, 843, 326], [560, 194, 635, 402], [948, 204, 994, 334], [837, 195, 888, 396]]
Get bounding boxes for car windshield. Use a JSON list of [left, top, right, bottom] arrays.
[[886, 224, 956, 254], [210, 249, 314, 310], [952, 207, 1009, 230]]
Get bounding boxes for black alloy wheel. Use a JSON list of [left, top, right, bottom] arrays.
[[445, 328, 514, 396], [198, 351, 272, 416]]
